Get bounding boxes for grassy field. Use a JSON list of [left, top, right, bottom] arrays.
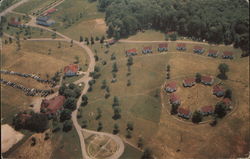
[[120, 144, 143, 159], [126, 30, 166, 41]]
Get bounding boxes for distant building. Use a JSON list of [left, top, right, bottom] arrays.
[[222, 51, 233, 59], [177, 107, 191, 119], [222, 98, 232, 109], [142, 46, 153, 54], [40, 95, 65, 116], [170, 93, 181, 105], [208, 50, 218, 58], [64, 64, 79, 77], [176, 43, 186, 51], [183, 78, 195, 87], [201, 76, 214, 85], [165, 82, 177, 93], [200, 105, 214, 116], [43, 8, 57, 16], [8, 17, 22, 27], [158, 43, 168, 52], [36, 16, 55, 26], [126, 48, 137, 56], [108, 39, 116, 45], [213, 85, 224, 97], [193, 46, 205, 54]]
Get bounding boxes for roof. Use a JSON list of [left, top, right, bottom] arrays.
[[201, 105, 214, 113], [159, 43, 168, 48], [208, 50, 218, 55], [222, 98, 231, 105], [126, 48, 137, 53], [213, 85, 224, 93], [223, 51, 233, 56], [178, 107, 190, 116], [166, 82, 177, 89], [193, 46, 203, 50], [36, 16, 49, 22], [177, 43, 186, 47], [41, 95, 65, 114], [143, 46, 152, 50], [183, 78, 195, 85], [64, 64, 79, 73], [166, 31, 176, 35], [201, 76, 213, 83], [46, 8, 57, 14], [170, 93, 180, 102]]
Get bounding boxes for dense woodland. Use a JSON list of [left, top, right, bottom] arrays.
[[96, 0, 249, 56]]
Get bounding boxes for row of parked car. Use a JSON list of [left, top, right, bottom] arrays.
[[0, 70, 56, 87], [0, 78, 54, 97]]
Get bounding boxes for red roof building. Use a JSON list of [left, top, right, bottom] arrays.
[[8, 17, 21, 27], [177, 107, 191, 119], [222, 98, 232, 106], [142, 46, 153, 54], [43, 8, 57, 16], [183, 78, 195, 87], [170, 93, 181, 105], [165, 82, 177, 93], [200, 105, 214, 115], [41, 95, 65, 114], [159, 43, 168, 48], [213, 85, 224, 97], [222, 51, 233, 59], [193, 46, 203, 50], [208, 50, 218, 57], [177, 43, 186, 47], [201, 76, 214, 85], [126, 48, 137, 56], [176, 43, 186, 51], [64, 64, 79, 76]]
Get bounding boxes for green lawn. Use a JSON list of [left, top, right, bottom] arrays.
[[120, 144, 143, 159]]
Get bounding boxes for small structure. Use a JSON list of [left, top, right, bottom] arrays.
[[165, 82, 177, 93], [36, 16, 55, 26], [43, 8, 57, 16], [200, 105, 214, 116], [142, 46, 153, 54], [158, 43, 168, 52], [201, 76, 214, 85], [222, 51, 233, 59], [193, 46, 205, 54], [64, 64, 79, 77], [176, 43, 186, 51], [40, 95, 65, 116], [8, 17, 21, 27], [222, 98, 232, 109], [126, 48, 137, 56], [108, 39, 116, 45], [183, 78, 195, 87], [213, 85, 224, 97], [170, 93, 181, 105], [177, 107, 191, 119], [208, 50, 218, 58]]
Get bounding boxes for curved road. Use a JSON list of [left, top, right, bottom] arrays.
[[0, 0, 30, 17]]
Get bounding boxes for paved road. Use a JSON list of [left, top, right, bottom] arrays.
[[0, 0, 30, 17]]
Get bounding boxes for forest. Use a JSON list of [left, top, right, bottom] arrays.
[[96, 0, 249, 56]]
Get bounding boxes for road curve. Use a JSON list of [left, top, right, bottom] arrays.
[[0, 0, 30, 17]]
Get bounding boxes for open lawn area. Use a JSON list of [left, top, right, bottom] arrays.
[[126, 30, 166, 41]]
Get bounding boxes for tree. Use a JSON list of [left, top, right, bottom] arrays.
[[74, 56, 80, 64], [82, 120, 87, 128], [95, 108, 102, 120], [195, 73, 202, 83], [169, 32, 177, 41], [171, 104, 179, 115], [91, 36, 94, 45], [24, 113, 49, 133], [113, 123, 119, 134], [127, 80, 131, 86], [95, 36, 99, 41], [63, 98, 77, 111], [192, 111, 203, 123], [81, 95, 88, 106], [97, 121, 103, 131], [69, 83, 76, 90], [137, 137, 144, 149], [8, 37, 12, 44], [126, 121, 134, 131], [214, 102, 227, 118], [44, 133, 50, 140], [126, 129, 132, 138], [217, 63, 229, 80], [112, 96, 119, 107], [59, 84, 67, 95], [111, 53, 116, 60], [127, 56, 133, 66], [112, 106, 121, 120], [101, 80, 107, 89], [60, 109, 72, 122], [31, 137, 36, 146], [63, 120, 72, 132], [100, 36, 105, 43], [80, 36, 83, 42], [58, 42, 61, 48], [224, 89, 232, 99], [141, 148, 153, 159], [112, 62, 118, 72]]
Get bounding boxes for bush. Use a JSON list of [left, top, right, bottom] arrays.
[[63, 120, 73, 132]]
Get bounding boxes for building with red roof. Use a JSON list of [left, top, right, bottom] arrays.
[[201, 76, 214, 85], [213, 85, 224, 97], [165, 82, 177, 93], [193, 46, 205, 54], [158, 43, 168, 52], [64, 64, 79, 77], [8, 17, 22, 27], [43, 8, 57, 16], [222, 98, 232, 107], [40, 95, 65, 116], [170, 93, 181, 105], [200, 105, 214, 116], [222, 51, 233, 59], [176, 43, 186, 51], [142, 46, 153, 54], [208, 50, 218, 58], [183, 78, 195, 87], [177, 107, 191, 119], [126, 48, 137, 56]]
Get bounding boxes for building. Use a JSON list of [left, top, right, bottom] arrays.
[[213, 85, 224, 97], [200, 105, 214, 116], [222, 98, 232, 109], [64, 64, 79, 77], [176, 43, 186, 51], [201, 76, 214, 85], [208, 50, 218, 58], [126, 48, 137, 56], [177, 107, 191, 119], [165, 82, 177, 93], [193, 46, 205, 54], [222, 51, 233, 59], [8, 17, 21, 27], [40, 95, 65, 116], [158, 43, 168, 52], [183, 78, 195, 87], [170, 93, 181, 105], [108, 39, 116, 45], [43, 8, 57, 16], [142, 46, 153, 54], [36, 16, 55, 26]]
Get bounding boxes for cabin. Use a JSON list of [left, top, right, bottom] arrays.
[[213, 85, 224, 97], [158, 43, 168, 52], [183, 78, 195, 87], [208, 50, 218, 58], [165, 82, 177, 93], [200, 105, 214, 116], [8, 17, 22, 27], [64, 64, 79, 77], [176, 43, 186, 51], [222, 98, 232, 109], [36, 16, 55, 26], [222, 51, 233, 59], [43, 8, 57, 16], [193, 46, 205, 54], [170, 93, 181, 105], [126, 48, 137, 56], [201, 76, 214, 85], [142, 46, 153, 54], [177, 107, 191, 119], [40, 95, 65, 116]]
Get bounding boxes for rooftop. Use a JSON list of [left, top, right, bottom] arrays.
[[64, 64, 79, 73], [178, 107, 190, 116]]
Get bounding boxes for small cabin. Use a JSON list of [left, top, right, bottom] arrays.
[[165, 82, 177, 93], [8, 17, 22, 27], [213, 85, 224, 97], [177, 107, 191, 119], [170, 93, 181, 105], [193, 46, 205, 54], [200, 105, 214, 116], [64, 64, 79, 77], [222, 51, 233, 59], [43, 8, 57, 16], [183, 78, 195, 87], [208, 50, 218, 58], [201, 76, 214, 85], [158, 43, 168, 52], [126, 48, 137, 56], [142, 46, 153, 54], [176, 43, 186, 51], [36, 16, 55, 26]]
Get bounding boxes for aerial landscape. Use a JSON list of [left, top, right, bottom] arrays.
[[0, 0, 249, 159]]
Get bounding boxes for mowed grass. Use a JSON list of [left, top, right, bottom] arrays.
[[120, 144, 143, 159], [126, 30, 166, 41]]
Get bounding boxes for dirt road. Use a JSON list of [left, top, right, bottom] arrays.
[[0, 0, 30, 17]]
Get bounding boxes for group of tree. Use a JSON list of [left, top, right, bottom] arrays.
[[166, 65, 170, 79], [126, 121, 134, 138], [217, 63, 229, 80], [112, 96, 121, 120]]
